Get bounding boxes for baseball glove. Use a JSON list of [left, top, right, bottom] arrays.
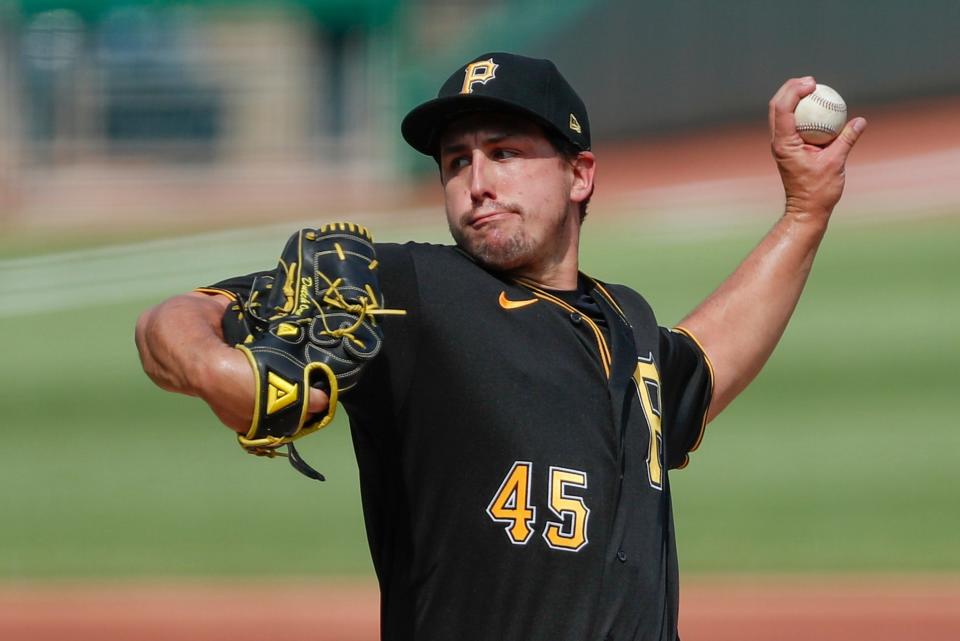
[[222, 222, 403, 480]]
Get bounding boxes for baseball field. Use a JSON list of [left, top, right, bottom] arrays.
[[2, 100, 958, 639]]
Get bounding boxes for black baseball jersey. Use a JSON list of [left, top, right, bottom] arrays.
[[207, 241, 713, 641]]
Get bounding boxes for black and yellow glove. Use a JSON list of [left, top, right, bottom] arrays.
[[222, 222, 403, 480]]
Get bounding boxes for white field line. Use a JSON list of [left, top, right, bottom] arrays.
[[1, 149, 957, 320], [0, 208, 443, 319], [1, 207, 438, 269]]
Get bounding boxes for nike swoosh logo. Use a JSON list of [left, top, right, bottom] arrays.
[[499, 291, 539, 310]]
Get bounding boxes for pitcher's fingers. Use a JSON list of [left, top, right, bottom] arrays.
[[769, 77, 817, 141], [825, 117, 868, 161], [308, 387, 330, 414]]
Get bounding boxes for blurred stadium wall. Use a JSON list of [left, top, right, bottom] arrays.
[[0, 0, 958, 228]]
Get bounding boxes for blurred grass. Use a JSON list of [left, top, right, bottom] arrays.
[[1, 213, 957, 578]]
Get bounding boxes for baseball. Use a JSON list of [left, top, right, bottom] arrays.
[[794, 83, 847, 145]]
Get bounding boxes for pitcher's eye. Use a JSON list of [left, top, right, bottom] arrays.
[[446, 155, 470, 172]]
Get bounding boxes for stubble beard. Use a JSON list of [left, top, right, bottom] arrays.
[[449, 201, 571, 274], [449, 202, 533, 272]]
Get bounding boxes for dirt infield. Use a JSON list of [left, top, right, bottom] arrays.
[[0, 581, 379, 641], [680, 576, 960, 641], [2, 576, 959, 640]]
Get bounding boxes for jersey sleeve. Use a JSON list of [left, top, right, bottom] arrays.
[[659, 326, 714, 469], [194, 271, 270, 301]]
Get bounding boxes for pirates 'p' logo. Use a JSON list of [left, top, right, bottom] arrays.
[[460, 58, 499, 94]]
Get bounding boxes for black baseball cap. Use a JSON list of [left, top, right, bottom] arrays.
[[401, 52, 591, 157]]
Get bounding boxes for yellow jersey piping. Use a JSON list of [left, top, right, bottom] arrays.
[[513, 278, 612, 379], [589, 280, 628, 320], [671, 325, 715, 456], [193, 287, 238, 301]]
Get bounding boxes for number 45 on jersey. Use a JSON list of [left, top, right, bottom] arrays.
[[486, 354, 666, 552], [486, 462, 590, 552]]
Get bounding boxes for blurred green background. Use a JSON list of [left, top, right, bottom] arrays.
[[2, 211, 957, 579], [1, 0, 959, 583]]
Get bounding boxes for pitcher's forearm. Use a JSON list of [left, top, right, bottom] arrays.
[[679, 213, 828, 421], [135, 291, 327, 433], [135, 292, 232, 397]]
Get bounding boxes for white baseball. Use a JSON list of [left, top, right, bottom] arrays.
[[794, 83, 847, 145]]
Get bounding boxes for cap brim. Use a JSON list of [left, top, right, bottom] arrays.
[[401, 94, 552, 157]]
